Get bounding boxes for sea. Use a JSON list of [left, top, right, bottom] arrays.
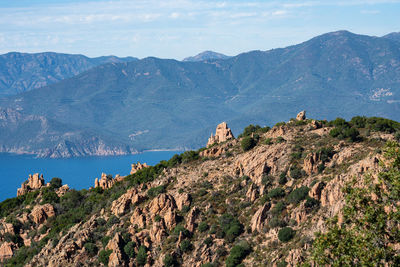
[[0, 151, 182, 202]]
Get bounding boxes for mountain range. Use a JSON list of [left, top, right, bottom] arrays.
[[0, 30, 400, 157], [0, 52, 137, 97]]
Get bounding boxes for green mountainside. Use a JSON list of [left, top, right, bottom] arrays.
[[0, 30, 400, 157]]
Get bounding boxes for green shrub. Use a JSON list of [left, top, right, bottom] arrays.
[[173, 225, 190, 237], [204, 237, 213, 247], [289, 165, 305, 179], [269, 217, 287, 228], [136, 245, 147, 266], [276, 136, 285, 143], [241, 136, 257, 151], [202, 263, 215, 267], [147, 185, 166, 198], [101, 236, 111, 248], [277, 261, 288, 267], [106, 215, 120, 227], [99, 249, 112, 265], [271, 201, 286, 215], [124, 241, 136, 258], [267, 187, 285, 199], [350, 116, 366, 128], [288, 186, 310, 204], [225, 241, 251, 267], [164, 254, 178, 267], [261, 175, 273, 186], [41, 187, 60, 204], [264, 138, 273, 145], [305, 197, 320, 211], [198, 221, 209, 232], [219, 214, 244, 243], [278, 227, 295, 242], [154, 215, 162, 222], [50, 177, 63, 189], [180, 239, 192, 253], [239, 124, 261, 138], [84, 242, 98, 256], [278, 173, 287, 185]]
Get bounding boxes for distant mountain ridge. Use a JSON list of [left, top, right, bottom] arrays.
[[0, 30, 400, 157], [383, 32, 400, 42], [0, 52, 137, 96], [183, 50, 231, 62]]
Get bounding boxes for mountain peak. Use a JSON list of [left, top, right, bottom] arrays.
[[183, 50, 231, 62]]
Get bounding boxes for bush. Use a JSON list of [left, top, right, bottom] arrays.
[[276, 136, 285, 143], [278, 173, 287, 185], [164, 254, 178, 267], [264, 138, 273, 145], [147, 185, 166, 198], [288, 186, 310, 204], [50, 177, 63, 189], [305, 197, 320, 211], [267, 187, 285, 199], [84, 242, 98, 256], [289, 165, 305, 179], [241, 136, 257, 151], [106, 215, 120, 227], [278, 227, 295, 242], [239, 124, 261, 137], [124, 241, 136, 258], [219, 214, 244, 243], [173, 225, 190, 237], [271, 201, 286, 215], [198, 221, 209, 232], [269, 217, 287, 228], [136, 245, 147, 266], [101, 236, 111, 248], [225, 241, 251, 267], [41, 188, 60, 204], [277, 261, 288, 267], [99, 249, 112, 265], [261, 175, 273, 186], [204, 237, 213, 247], [180, 239, 193, 253]]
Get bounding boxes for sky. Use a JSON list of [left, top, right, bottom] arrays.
[[0, 0, 399, 60]]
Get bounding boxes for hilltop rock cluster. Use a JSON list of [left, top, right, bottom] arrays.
[[17, 173, 45, 196], [206, 122, 234, 147]]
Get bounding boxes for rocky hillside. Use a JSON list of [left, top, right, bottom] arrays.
[[1, 113, 400, 266]]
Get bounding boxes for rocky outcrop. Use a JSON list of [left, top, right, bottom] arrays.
[[130, 162, 149, 175], [94, 173, 115, 190], [175, 193, 192, 211], [149, 194, 178, 229], [296, 110, 306, 121], [130, 207, 147, 228], [206, 122, 234, 147], [55, 184, 70, 197], [106, 233, 125, 267], [303, 152, 320, 175], [250, 203, 270, 232], [246, 183, 259, 202], [309, 182, 325, 200], [0, 242, 16, 261], [31, 204, 55, 224], [185, 206, 201, 232], [17, 173, 45, 196], [111, 188, 146, 216]]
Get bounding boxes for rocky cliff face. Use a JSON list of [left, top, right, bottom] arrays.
[[1, 115, 399, 266]]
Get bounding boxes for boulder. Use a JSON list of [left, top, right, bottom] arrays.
[[309, 182, 325, 200], [250, 203, 270, 232], [303, 152, 320, 175], [130, 162, 149, 175], [106, 233, 125, 267], [246, 183, 259, 202], [0, 242, 16, 261], [17, 173, 45, 196], [206, 122, 234, 147], [31, 204, 56, 224], [175, 193, 192, 211], [111, 188, 145, 216], [185, 206, 201, 232], [149, 194, 178, 229], [130, 208, 147, 228], [296, 110, 306, 121]]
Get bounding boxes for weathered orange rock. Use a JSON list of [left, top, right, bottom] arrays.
[[149, 194, 178, 229], [175, 193, 192, 211], [246, 183, 259, 202], [0, 242, 16, 261], [31, 204, 55, 224], [130, 162, 149, 175], [111, 188, 145, 216], [130, 207, 147, 228], [94, 173, 115, 190], [185, 206, 200, 232], [206, 122, 234, 147], [17, 173, 45, 196], [250, 203, 270, 232], [309, 182, 325, 200], [106, 233, 125, 267], [303, 153, 320, 175], [296, 110, 306, 121]]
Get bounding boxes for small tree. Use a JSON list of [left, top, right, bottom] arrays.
[[50, 177, 62, 189], [278, 227, 295, 242], [241, 136, 257, 151]]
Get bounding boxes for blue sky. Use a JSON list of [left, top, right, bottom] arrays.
[[0, 0, 399, 59]]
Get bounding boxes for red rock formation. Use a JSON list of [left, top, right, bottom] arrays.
[[130, 162, 149, 175], [17, 173, 45, 196], [206, 122, 234, 147]]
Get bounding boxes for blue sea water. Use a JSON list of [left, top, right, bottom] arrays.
[[0, 151, 181, 202]]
